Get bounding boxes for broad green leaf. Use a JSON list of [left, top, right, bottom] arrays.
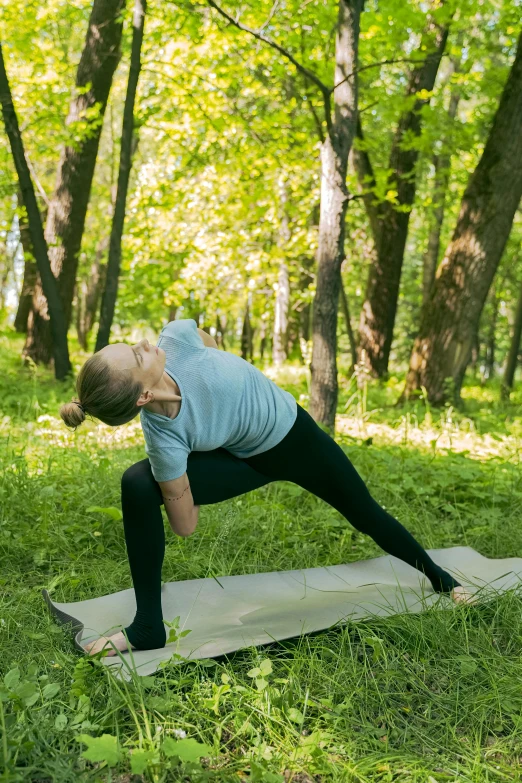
[[4, 668, 20, 690], [259, 659, 272, 676], [86, 506, 122, 521], [42, 682, 61, 700], [131, 749, 157, 774], [162, 736, 211, 762], [16, 681, 39, 705], [55, 713, 68, 731], [76, 734, 121, 767], [287, 708, 304, 724]]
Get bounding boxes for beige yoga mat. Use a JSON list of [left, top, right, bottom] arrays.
[[42, 546, 522, 681]]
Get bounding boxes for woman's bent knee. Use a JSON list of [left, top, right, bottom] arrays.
[[121, 459, 161, 502]]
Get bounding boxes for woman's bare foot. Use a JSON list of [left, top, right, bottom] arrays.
[[450, 585, 478, 604], [84, 630, 137, 657]]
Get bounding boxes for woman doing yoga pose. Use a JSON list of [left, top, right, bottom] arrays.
[[60, 319, 473, 656]]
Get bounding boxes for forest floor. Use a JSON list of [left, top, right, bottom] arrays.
[[2, 330, 522, 782]]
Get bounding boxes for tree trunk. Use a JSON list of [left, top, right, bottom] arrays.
[[273, 175, 291, 366], [296, 256, 314, 359], [24, 0, 125, 365], [14, 190, 41, 333], [356, 17, 450, 376], [403, 31, 522, 404], [0, 43, 71, 378], [259, 316, 267, 361], [501, 278, 522, 400], [300, 302, 311, 344], [423, 73, 462, 303], [469, 331, 480, 374], [339, 276, 357, 371], [483, 289, 499, 381], [309, 0, 362, 432], [215, 313, 227, 350], [241, 300, 253, 362], [0, 237, 15, 311], [76, 239, 108, 350], [95, 0, 146, 351]]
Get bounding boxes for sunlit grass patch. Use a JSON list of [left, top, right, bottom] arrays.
[[3, 331, 522, 779]]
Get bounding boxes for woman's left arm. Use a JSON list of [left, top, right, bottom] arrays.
[[159, 472, 199, 537]]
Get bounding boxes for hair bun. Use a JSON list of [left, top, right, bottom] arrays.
[[60, 399, 86, 429]]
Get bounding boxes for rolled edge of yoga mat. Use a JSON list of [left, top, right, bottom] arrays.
[[42, 589, 85, 653]]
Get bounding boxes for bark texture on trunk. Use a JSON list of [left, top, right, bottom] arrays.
[[76, 239, 108, 350], [0, 43, 71, 378], [273, 259, 290, 365], [215, 314, 227, 350], [241, 301, 253, 362], [502, 278, 522, 399], [296, 256, 314, 357], [483, 288, 499, 381], [356, 17, 450, 376], [24, 0, 125, 364], [272, 177, 291, 367], [309, 0, 362, 431], [404, 31, 522, 404], [96, 0, 146, 351], [14, 190, 40, 333]]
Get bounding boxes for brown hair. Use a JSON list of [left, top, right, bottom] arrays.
[[60, 352, 143, 429]]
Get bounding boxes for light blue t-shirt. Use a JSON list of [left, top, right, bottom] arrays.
[[140, 319, 298, 482]]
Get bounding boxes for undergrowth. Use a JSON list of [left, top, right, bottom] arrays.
[[1, 330, 522, 782]]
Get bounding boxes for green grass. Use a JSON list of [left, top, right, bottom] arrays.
[[2, 329, 522, 782]]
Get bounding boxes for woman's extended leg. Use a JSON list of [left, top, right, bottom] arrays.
[[120, 449, 273, 650], [242, 404, 462, 594]]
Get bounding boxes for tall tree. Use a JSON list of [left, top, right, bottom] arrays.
[[272, 174, 291, 367], [501, 268, 522, 400], [241, 297, 253, 362], [24, 0, 125, 365], [14, 186, 51, 334], [205, 0, 363, 431], [403, 30, 522, 404], [76, 238, 108, 350], [13, 191, 40, 334], [355, 12, 451, 377], [0, 44, 71, 379], [309, 0, 362, 429], [95, 0, 146, 351]]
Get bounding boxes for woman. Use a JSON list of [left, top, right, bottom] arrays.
[[60, 319, 472, 657]]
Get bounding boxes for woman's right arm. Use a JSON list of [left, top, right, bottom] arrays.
[[158, 473, 198, 537], [197, 328, 218, 349]]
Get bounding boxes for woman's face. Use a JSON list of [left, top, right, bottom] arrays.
[[98, 338, 166, 389]]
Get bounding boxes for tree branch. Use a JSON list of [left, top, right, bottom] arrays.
[[330, 55, 446, 94], [205, 0, 332, 133]]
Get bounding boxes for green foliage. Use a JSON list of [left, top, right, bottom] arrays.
[[2, 0, 520, 376], [161, 736, 212, 762], [76, 733, 122, 767]]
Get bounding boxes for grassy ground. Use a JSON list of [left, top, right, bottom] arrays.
[[2, 330, 522, 782]]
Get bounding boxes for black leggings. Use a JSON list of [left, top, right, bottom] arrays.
[[121, 403, 460, 649]]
